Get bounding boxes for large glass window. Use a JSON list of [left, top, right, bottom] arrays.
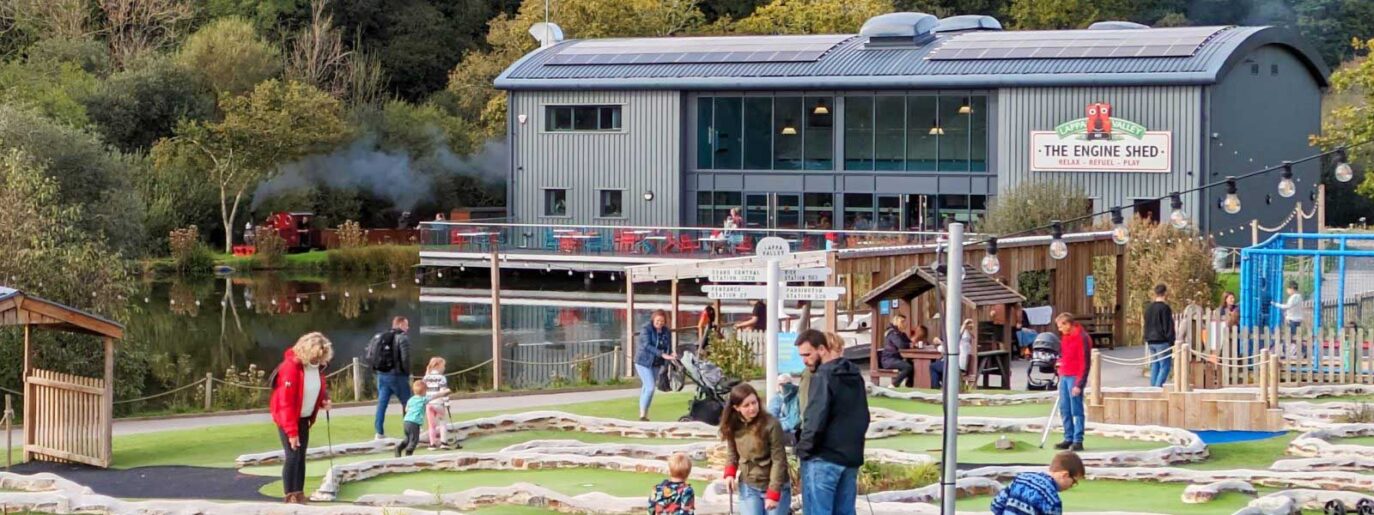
[[804, 193, 835, 229], [696, 192, 714, 226], [743, 98, 773, 170], [774, 97, 804, 170], [969, 96, 988, 172], [776, 194, 801, 229], [713, 191, 741, 226], [938, 96, 971, 172], [544, 189, 568, 217], [744, 194, 769, 228], [843, 96, 874, 171], [598, 190, 623, 218], [805, 96, 834, 170], [546, 105, 621, 131], [714, 98, 743, 169], [696, 101, 713, 170], [877, 195, 901, 230], [906, 96, 939, 171], [875, 96, 906, 171], [843, 193, 874, 229]]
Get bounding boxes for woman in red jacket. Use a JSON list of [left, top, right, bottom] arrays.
[[270, 332, 333, 504]]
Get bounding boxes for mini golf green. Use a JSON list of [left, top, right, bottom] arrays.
[[1177, 434, 1295, 471], [867, 433, 1163, 464], [1332, 435, 1374, 447], [867, 396, 1053, 418], [330, 468, 708, 501], [953, 479, 1267, 514]]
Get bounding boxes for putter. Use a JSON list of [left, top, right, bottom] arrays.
[[324, 409, 336, 471], [1039, 393, 1061, 449]]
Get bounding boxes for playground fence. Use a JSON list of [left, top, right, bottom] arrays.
[[1177, 308, 1374, 387]]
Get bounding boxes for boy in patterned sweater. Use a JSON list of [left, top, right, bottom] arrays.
[[648, 452, 695, 515], [990, 451, 1085, 515]]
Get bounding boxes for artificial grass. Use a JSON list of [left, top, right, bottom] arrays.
[[1177, 433, 1296, 471], [867, 433, 1163, 464], [954, 479, 1261, 515], [331, 468, 705, 501], [867, 396, 1052, 418], [1333, 435, 1374, 447]]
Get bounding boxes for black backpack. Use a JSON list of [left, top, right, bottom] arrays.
[[365, 330, 399, 372]]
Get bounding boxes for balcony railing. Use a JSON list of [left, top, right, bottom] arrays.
[[419, 221, 950, 259]]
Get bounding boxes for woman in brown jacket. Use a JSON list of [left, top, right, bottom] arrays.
[[721, 383, 792, 515]]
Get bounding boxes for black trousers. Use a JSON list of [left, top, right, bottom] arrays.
[[398, 421, 421, 456], [882, 358, 915, 388], [277, 418, 311, 495]]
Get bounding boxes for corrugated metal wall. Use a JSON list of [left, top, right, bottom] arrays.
[[509, 90, 681, 226], [996, 86, 1203, 224]]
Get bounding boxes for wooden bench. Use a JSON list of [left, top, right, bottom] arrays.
[[1075, 313, 1116, 350]]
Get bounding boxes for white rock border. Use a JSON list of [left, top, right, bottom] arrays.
[[1286, 424, 1374, 459], [1181, 480, 1256, 504], [963, 465, 1374, 492], [1233, 489, 1374, 515]]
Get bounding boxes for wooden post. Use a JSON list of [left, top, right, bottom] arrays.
[[1258, 349, 1270, 406], [5, 394, 11, 469], [1269, 353, 1280, 406], [1251, 219, 1259, 247], [101, 336, 113, 467], [1114, 246, 1126, 345], [612, 346, 621, 379], [670, 279, 680, 354], [490, 245, 503, 390], [625, 279, 636, 379], [824, 251, 839, 333], [1296, 202, 1304, 249], [21, 325, 30, 463], [203, 372, 214, 411], [1089, 349, 1102, 407], [352, 357, 363, 401]]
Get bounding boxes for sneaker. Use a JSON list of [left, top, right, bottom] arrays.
[[639, 416, 650, 422], [1053, 441, 1072, 450], [375, 434, 386, 440], [1071, 443, 1084, 452], [394, 447, 402, 458], [427, 445, 438, 451]]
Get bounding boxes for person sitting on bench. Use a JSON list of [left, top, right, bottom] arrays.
[[879, 314, 914, 388], [931, 319, 974, 389]]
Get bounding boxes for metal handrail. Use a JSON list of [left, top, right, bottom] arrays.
[[421, 220, 967, 238]]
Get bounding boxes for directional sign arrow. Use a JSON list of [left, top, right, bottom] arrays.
[[708, 268, 831, 283], [782, 286, 846, 301], [702, 285, 767, 300]]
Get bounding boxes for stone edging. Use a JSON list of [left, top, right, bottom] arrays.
[[1181, 480, 1256, 504], [1286, 424, 1374, 459], [962, 465, 1374, 492], [1233, 489, 1374, 515]]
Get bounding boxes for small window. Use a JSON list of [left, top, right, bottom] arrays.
[[544, 189, 568, 217], [1271, 64, 1279, 76], [598, 190, 624, 218], [546, 105, 621, 131], [1250, 63, 1260, 75]]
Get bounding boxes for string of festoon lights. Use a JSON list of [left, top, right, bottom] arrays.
[[972, 143, 1369, 276]]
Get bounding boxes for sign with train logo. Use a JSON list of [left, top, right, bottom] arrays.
[[1031, 102, 1172, 173]]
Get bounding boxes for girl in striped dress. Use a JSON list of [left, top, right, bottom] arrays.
[[423, 357, 456, 450]]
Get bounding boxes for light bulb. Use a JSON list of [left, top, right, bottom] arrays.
[[460, 264, 465, 272], [1110, 208, 1128, 245], [367, 288, 374, 294], [437, 271, 444, 278], [1222, 178, 1241, 214], [1277, 163, 1295, 198], [319, 294, 326, 300], [1337, 162, 1355, 183], [1049, 222, 1068, 260], [390, 283, 397, 289], [414, 277, 421, 284], [344, 291, 350, 298], [980, 254, 1000, 275], [1169, 193, 1189, 229], [568, 269, 573, 276]]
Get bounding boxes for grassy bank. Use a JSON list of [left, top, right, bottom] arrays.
[[142, 245, 418, 275]]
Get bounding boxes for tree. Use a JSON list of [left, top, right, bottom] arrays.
[[285, 0, 349, 98], [100, 0, 194, 67], [330, 0, 498, 101], [0, 57, 98, 127], [176, 16, 282, 96], [1313, 39, 1374, 215], [1010, 0, 1185, 29], [84, 56, 216, 152], [447, 0, 706, 140], [733, 0, 892, 34], [1295, 0, 1374, 67], [156, 80, 350, 251], [25, 37, 112, 76], [979, 180, 1091, 235]]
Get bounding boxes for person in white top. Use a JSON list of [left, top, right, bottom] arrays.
[[1272, 281, 1304, 338], [930, 319, 975, 389], [422, 357, 456, 450]]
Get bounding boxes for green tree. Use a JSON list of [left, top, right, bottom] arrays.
[[1313, 38, 1374, 208], [1295, 0, 1374, 67], [980, 180, 1091, 235], [1010, 0, 1185, 28], [331, 0, 497, 101], [25, 37, 112, 76], [447, 0, 706, 140], [0, 58, 98, 127], [176, 16, 282, 96], [733, 0, 893, 34], [84, 57, 217, 152], [156, 80, 350, 251]]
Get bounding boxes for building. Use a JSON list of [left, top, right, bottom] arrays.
[[494, 13, 1329, 246]]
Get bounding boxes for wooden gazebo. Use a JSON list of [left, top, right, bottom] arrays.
[[0, 287, 123, 468], [861, 265, 1024, 388]]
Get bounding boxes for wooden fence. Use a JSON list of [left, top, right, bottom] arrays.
[[26, 368, 109, 467], [1178, 309, 1374, 387]]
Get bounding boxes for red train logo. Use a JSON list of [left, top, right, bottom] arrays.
[[1085, 102, 1113, 140]]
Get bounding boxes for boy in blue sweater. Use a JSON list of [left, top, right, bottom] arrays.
[[990, 451, 1084, 515]]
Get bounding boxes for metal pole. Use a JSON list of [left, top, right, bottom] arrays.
[[765, 258, 780, 408], [941, 222, 965, 514], [4, 394, 11, 469], [491, 245, 503, 390]]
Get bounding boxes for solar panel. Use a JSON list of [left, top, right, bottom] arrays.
[[547, 34, 852, 65], [926, 26, 1229, 61]]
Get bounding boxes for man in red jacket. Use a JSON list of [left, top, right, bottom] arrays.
[[1054, 313, 1092, 451]]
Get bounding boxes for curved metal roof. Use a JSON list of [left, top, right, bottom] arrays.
[[495, 25, 1329, 90]]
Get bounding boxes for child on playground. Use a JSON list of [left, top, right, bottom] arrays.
[[423, 357, 456, 450], [648, 452, 696, 514], [990, 451, 1085, 515], [395, 379, 428, 457]]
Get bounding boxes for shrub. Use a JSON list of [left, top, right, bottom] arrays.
[[710, 333, 763, 381], [336, 219, 366, 248], [326, 245, 418, 275], [858, 461, 940, 494], [251, 226, 286, 269], [1340, 402, 1374, 424], [980, 181, 1091, 235], [168, 225, 212, 274], [1093, 219, 1218, 343]]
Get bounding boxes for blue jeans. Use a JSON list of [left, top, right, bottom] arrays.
[[739, 481, 792, 515], [374, 371, 412, 436], [1147, 342, 1172, 387], [801, 458, 857, 515], [635, 364, 657, 416], [1058, 375, 1086, 443]]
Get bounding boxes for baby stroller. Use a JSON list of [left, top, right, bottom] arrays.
[[1027, 332, 1061, 391], [675, 351, 740, 426]]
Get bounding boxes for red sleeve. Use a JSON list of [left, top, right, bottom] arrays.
[[270, 362, 304, 437]]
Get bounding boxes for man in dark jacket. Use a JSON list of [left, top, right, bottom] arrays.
[[879, 314, 914, 388], [1143, 284, 1176, 388], [795, 329, 869, 515], [373, 316, 412, 439]]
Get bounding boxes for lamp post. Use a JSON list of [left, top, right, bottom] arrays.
[[941, 222, 965, 514]]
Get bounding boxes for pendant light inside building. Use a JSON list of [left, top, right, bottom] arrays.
[[958, 99, 972, 115], [1111, 208, 1129, 245], [1049, 221, 1068, 260], [980, 238, 1000, 275], [1335, 148, 1356, 183], [928, 119, 944, 136], [780, 124, 797, 136], [812, 99, 829, 115], [1222, 178, 1242, 214], [1277, 162, 1296, 198], [1169, 193, 1189, 229]]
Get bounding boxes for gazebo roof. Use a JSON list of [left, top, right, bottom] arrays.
[[860, 265, 1024, 307], [0, 287, 124, 339]]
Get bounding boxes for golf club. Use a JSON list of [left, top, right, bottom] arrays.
[[1039, 394, 1061, 448], [324, 408, 335, 471]]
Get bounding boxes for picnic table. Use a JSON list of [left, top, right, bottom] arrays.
[[554, 233, 596, 252], [898, 347, 942, 388]]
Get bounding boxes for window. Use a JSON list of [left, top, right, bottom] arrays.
[[938, 96, 970, 172], [695, 191, 714, 226], [774, 97, 804, 170], [546, 105, 621, 131], [544, 189, 568, 217], [804, 96, 834, 170], [714, 191, 742, 226], [804, 193, 835, 229], [697, 95, 834, 171], [875, 96, 906, 171], [844, 96, 874, 170], [969, 96, 988, 172], [714, 98, 743, 169], [598, 190, 623, 218], [743, 98, 773, 170], [906, 96, 938, 171], [843, 193, 874, 229], [840, 94, 990, 172]]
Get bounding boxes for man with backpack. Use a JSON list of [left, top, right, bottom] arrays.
[[369, 316, 413, 439]]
